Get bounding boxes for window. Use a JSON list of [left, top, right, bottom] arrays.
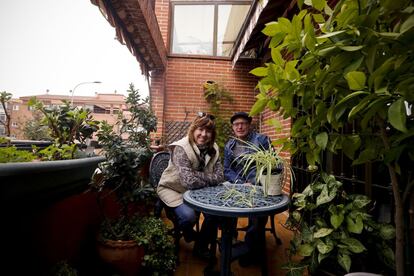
[[171, 2, 250, 57], [13, 105, 19, 111], [11, 122, 18, 128]]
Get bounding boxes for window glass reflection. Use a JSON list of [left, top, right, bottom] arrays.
[[217, 5, 250, 56], [172, 5, 214, 55]]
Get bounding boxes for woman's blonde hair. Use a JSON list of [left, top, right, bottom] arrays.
[[187, 113, 216, 150]]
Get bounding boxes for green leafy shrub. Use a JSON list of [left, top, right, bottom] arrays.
[[0, 145, 36, 163], [248, 0, 413, 274], [203, 80, 233, 154], [137, 217, 176, 275], [284, 173, 395, 275], [28, 98, 99, 159]]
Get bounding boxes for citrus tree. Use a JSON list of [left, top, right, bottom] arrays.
[[249, 0, 414, 275]]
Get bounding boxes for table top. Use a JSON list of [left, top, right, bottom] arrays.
[[183, 183, 290, 217]]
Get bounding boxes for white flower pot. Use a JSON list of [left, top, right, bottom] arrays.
[[259, 173, 283, 196]]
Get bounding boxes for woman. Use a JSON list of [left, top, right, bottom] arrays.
[[157, 112, 223, 259]]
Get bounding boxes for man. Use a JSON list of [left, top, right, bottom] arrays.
[[223, 111, 270, 266], [224, 112, 270, 184]]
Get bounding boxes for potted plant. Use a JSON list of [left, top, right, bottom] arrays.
[[248, 0, 412, 274], [237, 139, 291, 196], [0, 97, 104, 205], [91, 83, 176, 275], [283, 173, 395, 275]]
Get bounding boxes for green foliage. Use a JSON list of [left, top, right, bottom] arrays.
[[48, 260, 78, 276], [36, 143, 78, 161], [28, 98, 99, 159], [92, 84, 170, 273], [251, 1, 413, 273], [0, 145, 36, 163], [235, 138, 292, 196], [22, 111, 51, 140], [0, 91, 12, 136], [99, 216, 176, 275], [137, 217, 176, 275], [249, 0, 414, 169], [203, 80, 234, 154], [284, 173, 395, 275], [93, 83, 157, 216]]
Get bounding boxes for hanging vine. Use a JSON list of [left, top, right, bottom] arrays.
[[203, 80, 234, 154]]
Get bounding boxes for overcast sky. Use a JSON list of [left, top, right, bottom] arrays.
[[0, 0, 149, 99]]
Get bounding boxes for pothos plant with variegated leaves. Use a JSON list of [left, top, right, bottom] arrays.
[[248, 0, 413, 275], [283, 173, 395, 275]]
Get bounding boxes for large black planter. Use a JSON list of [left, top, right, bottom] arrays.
[[0, 155, 105, 206]]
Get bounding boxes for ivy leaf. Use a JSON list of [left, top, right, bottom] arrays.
[[346, 216, 363, 234], [352, 194, 371, 208], [313, 228, 333, 238], [330, 213, 344, 229], [316, 239, 334, 254], [388, 98, 408, 132], [379, 224, 396, 240], [345, 71, 366, 90], [341, 238, 366, 253], [316, 132, 328, 150], [338, 252, 351, 272], [298, 243, 314, 256], [316, 184, 337, 205]]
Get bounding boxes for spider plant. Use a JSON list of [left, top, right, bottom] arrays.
[[235, 138, 292, 196]]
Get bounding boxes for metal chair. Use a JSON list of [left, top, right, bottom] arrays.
[[149, 151, 201, 261]]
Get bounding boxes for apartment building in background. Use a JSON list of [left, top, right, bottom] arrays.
[[8, 92, 126, 140]]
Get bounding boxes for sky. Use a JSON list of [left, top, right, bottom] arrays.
[[0, 0, 149, 99]]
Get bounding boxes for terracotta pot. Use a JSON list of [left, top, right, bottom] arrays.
[[97, 238, 144, 276]]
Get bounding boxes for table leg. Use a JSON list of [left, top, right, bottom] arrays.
[[220, 218, 236, 276], [259, 217, 268, 276]]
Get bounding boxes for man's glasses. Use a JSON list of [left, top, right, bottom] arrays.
[[232, 122, 249, 127], [197, 112, 215, 120]]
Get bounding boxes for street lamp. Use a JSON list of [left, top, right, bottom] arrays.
[[70, 81, 102, 105]]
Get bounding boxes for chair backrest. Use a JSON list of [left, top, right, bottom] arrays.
[[149, 151, 171, 189]]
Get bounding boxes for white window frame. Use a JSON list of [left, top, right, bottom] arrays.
[[170, 1, 251, 58]]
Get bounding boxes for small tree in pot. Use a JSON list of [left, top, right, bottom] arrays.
[[91, 83, 175, 275], [248, 0, 413, 274]]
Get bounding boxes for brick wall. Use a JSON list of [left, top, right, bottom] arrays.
[[151, 2, 263, 141], [151, 0, 292, 193]]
